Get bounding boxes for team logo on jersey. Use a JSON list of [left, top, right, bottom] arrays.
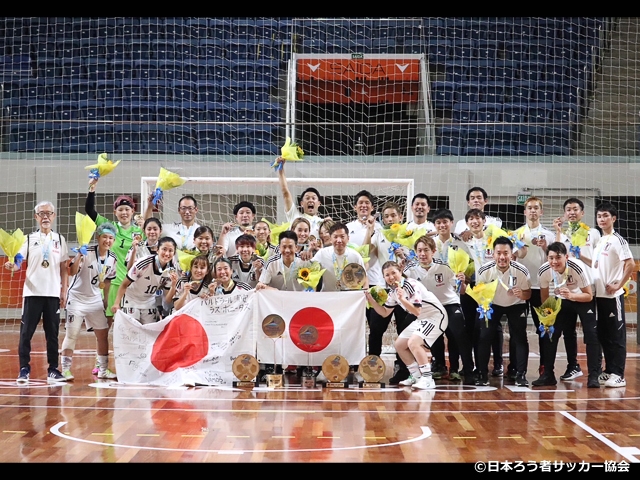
[[435, 273, 444, 285], [604, 242, 611, 251], [568, 275, 574, 284]]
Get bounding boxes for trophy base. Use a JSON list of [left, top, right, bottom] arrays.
[[358, 382, 385, 389], [322, 381, 349, 389], [233, 380, 259, 389], [265, 374, 285, 389], [301, 375, 316, 388]]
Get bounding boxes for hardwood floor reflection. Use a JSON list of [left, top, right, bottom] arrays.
[[0, 325, 638, 463]]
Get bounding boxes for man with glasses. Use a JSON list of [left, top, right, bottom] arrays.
[[156, 195, 201, 252], [4, 201, 69, 384]]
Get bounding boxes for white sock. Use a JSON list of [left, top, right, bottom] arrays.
[[97, 355, 109, 371], [61, 356, 72, 371], [419, 363, 432, 377], [407, 362, 422, 379]]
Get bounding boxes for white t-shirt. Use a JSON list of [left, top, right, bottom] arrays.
[[403, 259, 460, 306], [591, 231, 633, 299], [346, 219, 381, 247], [454, 215, 502, 235], [514, 224, 556, 289], [476, 260, 531, 307], [173, 275, 212, 305], [66, 245, 117, 310], [433, 234, 470, 264], [163, 222, 202, 252], [284, 204, 324, 238], [19, 230, 69, 298], [124, 254, 177, 309], [259, 253, 311, 291], [312, 246, 366, 292], [222, 226, 247, 258], [539, 258, 592, 300], [384, 277, 447, 324], [406, 220, 436, 234]]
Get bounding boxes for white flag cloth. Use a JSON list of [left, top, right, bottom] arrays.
[[114, 290, 255, 386], [254, 290, 366, 366]]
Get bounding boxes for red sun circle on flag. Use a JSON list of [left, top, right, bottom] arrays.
[[151, 314, 209, 372], [289, 307, 334, 353]]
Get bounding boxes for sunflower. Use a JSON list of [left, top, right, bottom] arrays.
[[403, 229, 413, 237], [390, 223, 401, 232], [298, 268, 311, 281], [543, 308, 554, 316]]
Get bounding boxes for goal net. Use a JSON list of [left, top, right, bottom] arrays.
[[0, 17, 638, 334]]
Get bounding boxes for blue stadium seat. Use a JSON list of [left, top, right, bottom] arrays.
[[121, 79, 147, 101], [199, 39, 225, 59], [232, 19, 258, 39], [164, 18, 187, 40], [254, 102, 280, 123], [104, 100, 131, 122], [180, 101, 207, 123], [185, 18, 210, 39], [114, 124, 144, 153], [77, 100, 104, 121], [166, 125, 197, 154], [452, 102, 478, 122], [248, 125, 278, 154], [437, 126, 464, 155], [9, 123, 36, 151], [431, 81, 456, 110], [172, 80, 197, 102], [208, 19, 233, 40], [528, 101, 554, 123], [197, 124, 228, 154], [205, 102, 232, 123], [53, 101, 81, 121], [155, 101, 182, 122], [481, 82, 506, 103], [95, 80, 122, 102], [128, 40, 153, 61], [502, 104, 528, 123], [61, 123, 88, 153], [130, 102, 156, 122], [476, 103, 502, 122], [194, 80, 221, 103], [28, 100, 56, 121], [140, 125, 171, 154], [35, 122, 62, 152], [173, 40, 200, 59], [454, 83, 480, 103]]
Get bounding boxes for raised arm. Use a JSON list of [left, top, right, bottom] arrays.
[[85, 180, 99, 222], [277, 160, 295, 213]]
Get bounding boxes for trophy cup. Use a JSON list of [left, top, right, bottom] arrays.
[[232, 354, 260, 389], [298, 324, 319, 388], [340, 263, 367, 291], [357, 355, 386, 389], [261, 314, 286, 389], [321, 354, 350, 389]]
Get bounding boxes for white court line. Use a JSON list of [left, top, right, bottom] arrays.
[[560, 411, 640, 463], [50, 421, 432, 454]]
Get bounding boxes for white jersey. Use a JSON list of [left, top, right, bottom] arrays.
[[384, 277, 447, 324], [173, 275, 212, 305], [433, 234, 470, 264], [591, 231, 633, 299], [455, 215, 502, 235], [285, 204, 324, 238], [559, 225, 600, 270], [539, 258, 592, 300], [259, 253, 312, 291], [406, 220, 436, 234], [125, 241, 157, 264], [403, 259, 460, 306], [19, 230, 69, 298], [229, 254, 264, 288], [346, 219, 381, 247], [312, 246, 366, 292], [124, 254, 177, 309], [222, 226, 247, 257], [514, 224, 556, 289], [366, 228, 399, 286], [163, 222, 202, 252], [476, 260, 531, 307], [66, 246, 117, 309]]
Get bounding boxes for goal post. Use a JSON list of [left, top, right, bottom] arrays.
[[141, 176, 415, 230]]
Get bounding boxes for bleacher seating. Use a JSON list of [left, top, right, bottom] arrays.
[[0, 17, 607, 155]]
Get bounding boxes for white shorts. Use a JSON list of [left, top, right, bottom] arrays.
[[398, 315, 448, 349], [66, 306, 109, 330], [122, 307, 160, 325]]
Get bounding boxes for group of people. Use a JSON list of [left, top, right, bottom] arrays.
[[4, 158, 634, 390]]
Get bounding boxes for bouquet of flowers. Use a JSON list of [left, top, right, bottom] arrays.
[[73, 212, 97, 255], [261, 218, 291, 245], [176, 249, 198, 274], [255, 242, 270, 262], [295, 261, 325, 292], [466, 279, 499, 327], [152, 167, 186, 206], [85, 153, 121, 181], [348, 243, 370, 264], [271, 137, 304, 171], [533, 297, 562, 340], [565, 221, 590, 258], [485, 224, 509, 249], [366, 285, 388, 309], [448, 246, 470, 293], [0, 228, 26, 275], [506, 229, 526, 250]]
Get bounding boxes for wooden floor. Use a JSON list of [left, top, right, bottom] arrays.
[[0, 323, 639, 464]]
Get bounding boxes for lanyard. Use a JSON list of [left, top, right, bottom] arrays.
[[281, 257, 296, 286], [333, 251, 348, 288], [551, 267, 569, 289], [592, 233, 613, 269], [497, 265, 515, 290], [40, 231, 52, 264]]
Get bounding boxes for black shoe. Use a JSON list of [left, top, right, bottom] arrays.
[[515, 373, 529, 387], [491, 366, 504, 377], [388, 369, 410, 385], [560, 365, 583, 381], [475, 373, 489, 386], [531, 373, 557, 387], [587, 373, 600, 388]]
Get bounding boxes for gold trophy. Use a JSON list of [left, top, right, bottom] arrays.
[[261, 314, 286, 389], [298, 324, 319, 389], [232, 354, 260, 389], [321, 354, 350, 389], [340, 263, 367, 290], [357, 355, 386, 388]]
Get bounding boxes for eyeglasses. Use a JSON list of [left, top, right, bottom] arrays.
[[179, 207, 196, 212], [36, 211, 54, 218]]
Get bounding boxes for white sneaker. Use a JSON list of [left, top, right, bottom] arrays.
[[399, 374, 420, 386], [97, 369, 117, 379], [413, 375, 436, 390], [62, 369, 74, 381], [604, 374, 626, 388], [598, 372, 610, 385]]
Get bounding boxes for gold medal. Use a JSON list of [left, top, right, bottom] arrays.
[[99, 281, 106, 289], [41, 260, 49, 268]]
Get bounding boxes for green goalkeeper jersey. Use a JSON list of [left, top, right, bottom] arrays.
[[95, 214, 144, 285]]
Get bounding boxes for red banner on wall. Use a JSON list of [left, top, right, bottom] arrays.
[[297, 58, 421, 81]]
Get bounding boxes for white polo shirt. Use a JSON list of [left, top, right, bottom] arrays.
[[403, 259, 460, 306], [514, 224, 556, 289], [476, 260, 531, 307], [312, 246, 366, 292], [591, 231, 633, 299], [539, 258, 592, 300], [19, 230, 69, 298]]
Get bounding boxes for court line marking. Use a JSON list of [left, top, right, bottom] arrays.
[[50, 421, 432, 454], [560, 411, 640, 463]]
